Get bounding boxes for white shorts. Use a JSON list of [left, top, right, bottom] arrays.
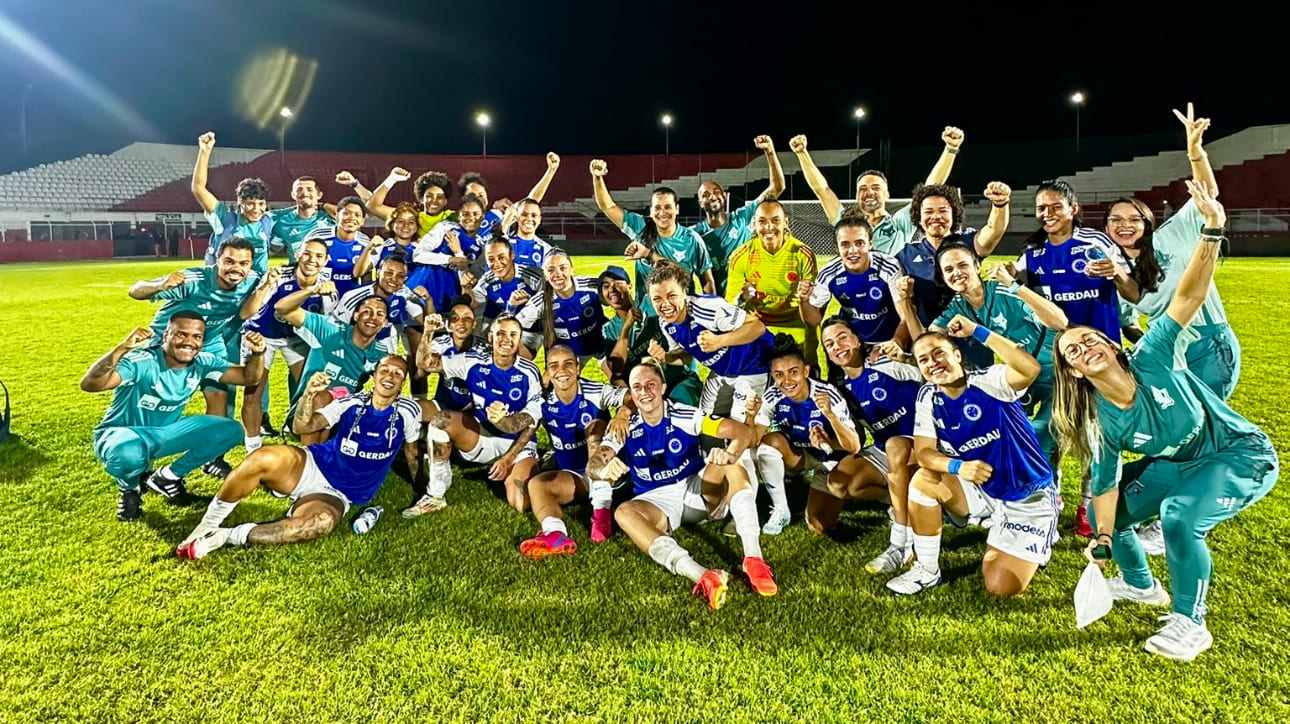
[[632, 473, 718, 531], [699, 372, 768, 418], [461, 434, 539, 466], [804, 445, 887, 493], [243, 336, 309, 369], [959, 483, 1059, 566], [287, 448, 353, 515]]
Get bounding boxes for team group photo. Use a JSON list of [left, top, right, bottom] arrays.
[[1, 2, 1287, 721]]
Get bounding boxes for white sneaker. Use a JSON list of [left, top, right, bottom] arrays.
[[1106, 575, 1171, 606], [865, 544, 913, 575], [1136, 520, 1166, 556], [402, 494, 448, 518], [761, 506, 791, 535], [176, 527, 230, 560], [885, 563, 942, 595], [1144, 612, 1213, 661]]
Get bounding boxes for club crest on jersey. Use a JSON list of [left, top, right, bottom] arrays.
[[508, 388, 523, 402], [667, 438, 684, 454], [964, 403, 982, 421], [873, 387, 887, 402], [581, 412, 594, 426], [869, 287, 884, 301], [1151, 386, 1176, 410], [1071, 258, 1089, 274]]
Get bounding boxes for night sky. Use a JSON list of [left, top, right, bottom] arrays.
[[0, 0, 1285, 174]]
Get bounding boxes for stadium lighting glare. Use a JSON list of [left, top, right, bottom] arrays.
[[850, 107, 867, 189], [476, 112, 490, 128], [661, 113, 673, 127], [661, 114, 673, 156], [853, 107, 866, 119], [476, 112, 490, 158], [1070, 92, 1085, 155], [1070, 92, 1085, 105], [280, 107, 293, 118]]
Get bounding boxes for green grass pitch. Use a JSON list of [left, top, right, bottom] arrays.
[[0, 256, 1287, 722]]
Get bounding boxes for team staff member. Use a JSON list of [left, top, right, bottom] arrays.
[[691, 135, 786, 295], [1052, 181, 1277, 662]]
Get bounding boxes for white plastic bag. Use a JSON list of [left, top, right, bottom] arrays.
[[1074, 562, 1113, 629]]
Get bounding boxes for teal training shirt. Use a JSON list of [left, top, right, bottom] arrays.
[[1130, 199, 1229, 329], [205, 205, 273, 275], [935, 281, 1055, 378], [828, 203, 915, 256], [294, 312, 398, 398], [691, 200, 757, 293], [94, 347, 229, 433], [148, 266, 260, 359], [1089, 315, 1263, 494], [622, 211, 712, 316], [270, 207, 334, 264]]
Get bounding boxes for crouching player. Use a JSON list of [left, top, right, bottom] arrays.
[[887, 316, 1058, 596], [176, 358, 422, 558], [751, 334, 880, 536], [590, 362, 777, 610], [518, 345, 629, 558]]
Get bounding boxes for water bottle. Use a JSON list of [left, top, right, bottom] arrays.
[[352, 506, 383, 534], [1087, 246, 1106, 261]]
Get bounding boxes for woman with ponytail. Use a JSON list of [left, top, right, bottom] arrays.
[[1103, 104, 1239, 400], [514, 251, 606, 365], [1050, 180, 1276, 662]]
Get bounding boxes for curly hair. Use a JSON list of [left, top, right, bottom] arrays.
[[458, 172, 487, 197], [414, 171, 452, 203], [383, 202, 420, 239], [235, 177, 268, 201], [910, 183, 965, 235]]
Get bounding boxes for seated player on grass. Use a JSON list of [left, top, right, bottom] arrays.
[[515, 251, 605, 363], [750, 334, 882, 537], [886, 318, 1058, 598], [81, 316, 267, 521], [599, 265, 702, 405], [175, 358, 424, 559], [417, 314, 541, 513], [518, 345, 629, 559], [819, 318, 924, 575], [588, 362, 777, 611]]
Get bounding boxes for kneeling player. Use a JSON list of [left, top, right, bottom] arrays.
[[518, 345, 628, 558], [176, 358, 422, 558], [751, 334, 881, 536], [590, 362, 776, 610], [886, 318, 1058, 596]]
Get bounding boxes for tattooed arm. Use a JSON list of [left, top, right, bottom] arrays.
[[293, 373, 334, 433], [80, 328, 153, 392]]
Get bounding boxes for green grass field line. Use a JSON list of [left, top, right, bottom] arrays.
[[0, 257, 1287, 722]]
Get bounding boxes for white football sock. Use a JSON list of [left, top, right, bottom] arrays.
[[228, 522, 257, 547], [589, 479, 613, 509], [198, 497, 238, 529], [244, 435, 263, 453], [729, 488, 763, 559], [755, 444, 789, 513], [540, 516, 567, 536], [648, 535, 706, 583], [426, 457, 451, 498], [912, 533, 942, 573], [890, 522, 911, 550]]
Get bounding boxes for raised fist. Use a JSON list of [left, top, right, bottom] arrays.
[[197, 132, 216, 151], [304, 371, 332, 395], [956, 459, 993, 484], [546, 152, 561, 169], [388, 167, 411, 182], [796, 279, 815, 304], [486, 400, 510, 425], [942, 126, 965, 150], [945, 314, 978, 339], [983, 181, 1012, 207], [589, 159, 608, 177], [162, 270, 188, 290], [312, 280, 337, 296], [507, 289, 531, 308], [121, 327, 154, 350], [335, 170, 358, 187], [244, 331, 267, 355], [753, 135, 774, 151], [892, 276, 914, 304], [647, 339, 667, 362], [789, 135, 808, 154]]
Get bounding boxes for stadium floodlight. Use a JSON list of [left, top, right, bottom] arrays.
[[1070, 92, 1085, 155], [850, 107, 867, 188], [280, 107, 293, 118], [853, 107, 866, 120], [278, 107, 293, 158], [661, 113, 673, 155], [476, 112, 490, 158]]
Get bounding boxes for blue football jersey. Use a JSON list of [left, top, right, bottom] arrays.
[[914, 365, 1053, 501], [309, 393, 421, 506], [428, 333, 489, 411], [754, 378, 855, 461], [510, 235, 557, 269], [602, 402, 708, 495], [661, 295, 772, 378], [810, 252, 904, 342], [516, 276, 608, 357], [1016, 226, 1126, 342], [306, 226, 371, 297], [472, 266, 545, 324], [243, 266, 335, 340], [842, 359, 924, 446], [440, 350, 542, 438], [541, 379, 628, 471]]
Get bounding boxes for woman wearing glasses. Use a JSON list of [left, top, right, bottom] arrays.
[[1102, 104, 1239, 400], [1051, 181, 1276, 662]]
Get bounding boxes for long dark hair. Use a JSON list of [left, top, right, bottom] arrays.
[[638, 187, 679, 250], [1024, 179, 1082, 252], [1103, 198, 1164, 294], [540, 251, 573, 353]]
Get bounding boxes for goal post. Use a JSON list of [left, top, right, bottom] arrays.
[[779, 199, 912, 260]]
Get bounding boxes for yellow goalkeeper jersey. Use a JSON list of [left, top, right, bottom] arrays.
[[725, 234, 818, 327]]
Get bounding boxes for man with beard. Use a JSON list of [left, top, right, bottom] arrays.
[[599, 265, 702, 405], [690, 135, 786, 295], [269, 176, 334, 264], [81, 315, 266, 521], [789, 128, 965, 255], [190, 132, 274, 275], [236, 238, 336, 452], [128, 237, 261, 477]]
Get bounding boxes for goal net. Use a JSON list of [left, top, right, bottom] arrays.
[[780, 198, 911, 260]]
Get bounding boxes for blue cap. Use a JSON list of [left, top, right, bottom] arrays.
[[598, 265, 629, 286]]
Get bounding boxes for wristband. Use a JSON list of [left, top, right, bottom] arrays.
[[1201, 227, 1225, 237], [1005, 282, 1021, 294], [947, 459, 963, 475], [971, 325, 991, 344], [945, 146, 959, 155], [992, 201, 1008, 208]]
